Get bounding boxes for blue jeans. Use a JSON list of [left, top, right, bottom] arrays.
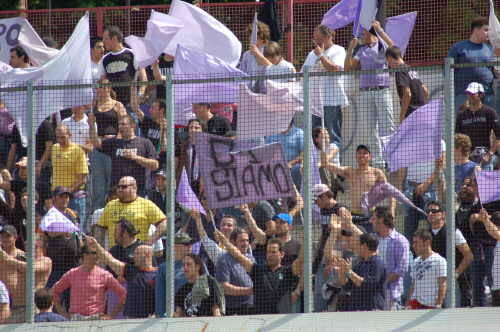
[[470, 242, 496, 306], [312, 106, 343, 146], [403, 181, 437, 240], [88, 150, 111, 214], [69, 195, 87, 233]]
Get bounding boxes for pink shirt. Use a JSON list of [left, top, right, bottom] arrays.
[[52, 265, 126, 316]]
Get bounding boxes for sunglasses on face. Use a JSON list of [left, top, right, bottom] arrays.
[[117, 184, 133, 189], [426, 208, 442, 214]]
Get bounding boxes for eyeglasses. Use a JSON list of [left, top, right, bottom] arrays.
[[117, 184, 133, 189], [426, 208, 442, 214]]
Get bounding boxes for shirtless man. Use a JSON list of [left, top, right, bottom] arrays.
[[0, 226, 52, 323], [321, 144, 395, 218]]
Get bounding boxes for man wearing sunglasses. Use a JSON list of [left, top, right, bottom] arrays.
[[426, 201, 474, 307], [96, 176, 167, 248]]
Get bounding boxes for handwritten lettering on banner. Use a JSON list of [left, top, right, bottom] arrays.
[[0, 17, 23, 64], [195, 132, 294, 209]]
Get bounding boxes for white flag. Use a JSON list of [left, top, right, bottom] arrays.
[[0, 13, 93, 145], [237, 81, 303, 140], [165, 0, 242, 67], [125, 10, 184, 69], [17, 19, 59, 67], [41, 207, 79, 233], [489, 0, 500, 49]]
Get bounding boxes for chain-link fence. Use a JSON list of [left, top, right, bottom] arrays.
[[2, 54, 500, 325], [0, 0, 497, 66]]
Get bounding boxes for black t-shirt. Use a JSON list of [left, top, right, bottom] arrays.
[[100, 136, 158, 191], [139, 116, 161, 150], [206, 114, 231, 137], [123, 264, 156, 318], [250, 264, 298, 314], [456, 105, 499, 150], [174, 277, 217, 317], [395, 64, 427, 113], [108, 240, 144, 277], [45, 234, 80, 272], [9, 119, 55, 161], [101, 48, 136, 105]]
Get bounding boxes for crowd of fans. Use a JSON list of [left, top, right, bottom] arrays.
[[0, 13, 500, 324]]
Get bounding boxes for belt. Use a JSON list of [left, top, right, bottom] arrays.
[[360, 86, 388, 91]]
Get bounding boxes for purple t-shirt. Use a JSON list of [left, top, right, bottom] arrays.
[[354, 41, 389, 89]]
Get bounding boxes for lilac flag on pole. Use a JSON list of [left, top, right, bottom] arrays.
[[250, 11, 259, 45], [489, 0, 500, 49], [321, 0, 358, 30], [381, 99, 443, 172], [173, 45, 247, 125], [353, 0, 378, 36], [361, 181, 426, 215], [476, 170, 500, 204], [385, 12, 417, 56], [176, 168, 207, 215], [41, 207, 80, 233]]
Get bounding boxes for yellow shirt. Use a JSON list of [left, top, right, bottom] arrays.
[[98, 197, 166, 246], [51, 143, 89, 190]]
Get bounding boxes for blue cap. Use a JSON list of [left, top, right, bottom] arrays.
[[272, 213, 293, 225]]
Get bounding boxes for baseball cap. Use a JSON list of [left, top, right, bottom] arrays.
[[53, 186, 72, 197], [312, 183, 330, 200], [465, 82, 484, 94], [116, 218, 140, 236], [175, 232, 193, 245], [272, 213, 293, 225], [0, 225, 18, 238], [154, 170, 166, 178], [356, 144, 371, 153]]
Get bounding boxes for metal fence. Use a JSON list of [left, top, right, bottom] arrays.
[[1, 58, 500, 325], [0, 0, 496, 66]]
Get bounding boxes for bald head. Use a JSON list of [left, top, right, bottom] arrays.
[[133, 244, 154, 268], [117, 176, 138, 203]]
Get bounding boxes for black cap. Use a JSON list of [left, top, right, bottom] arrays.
[[356, 144, 371, 153], [116, 218, 140, 236], [154, 170, 166, 178], [52, 186, 72, 197]]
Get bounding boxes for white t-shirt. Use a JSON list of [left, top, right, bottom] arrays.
[[406, 140, 446, 183], [61, 114, 90, 147], [431, 227, 467, 246], [411, 252, 447, 306], [0, 281, 9, 304], [302, 44, 348, 107], [266, 59, 296, 83], [91, 60, 101, 81], [492, 241, 500, 291]]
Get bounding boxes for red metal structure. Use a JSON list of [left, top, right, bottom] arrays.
[[0, 0, 494, 66]]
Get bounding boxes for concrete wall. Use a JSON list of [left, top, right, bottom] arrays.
[[2, 308, 498, 332]]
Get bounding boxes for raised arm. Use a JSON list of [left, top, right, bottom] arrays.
[[192, 211, 225, 263], [323, 214, 342, 265], [86, 236, 125, 277], [249, 44, 273, 67], [239, 204, 267, 245], [478, 209, 500, 241], [321, 149, 351, 177], [214, 230, 254, 273], [372, 20, 394, 48], [87, 113, 102, 149], [344, 38, 361, 71]]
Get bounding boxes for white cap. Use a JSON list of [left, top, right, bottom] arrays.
[[465, 82, 484, 94], [312, 183, 330, 199]]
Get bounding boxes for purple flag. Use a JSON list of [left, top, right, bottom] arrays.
[[361, 181, 426, 215], [176, 168, 207, 215], [381, 99, 443, 172], [385, 12, 417, 56], [321, 0, 358, 30], [353, 0, 378, 36], [195, 132, 294, 209], [476, 170, 500, 204], [173, 45, 247, 125]]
